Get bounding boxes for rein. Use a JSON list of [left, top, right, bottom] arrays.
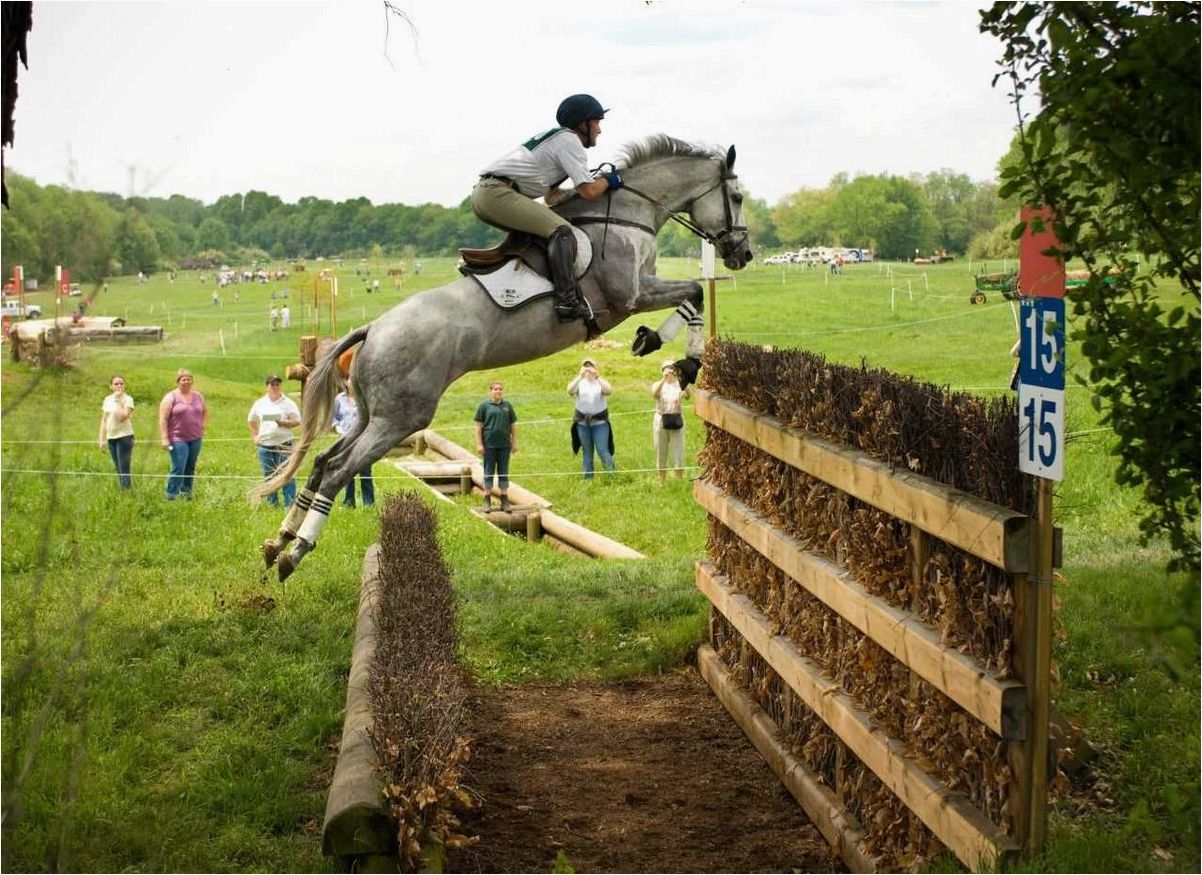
[[571, 162, 748, 259]]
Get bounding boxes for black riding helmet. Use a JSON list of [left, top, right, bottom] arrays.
[[556, 94, 608, 129]]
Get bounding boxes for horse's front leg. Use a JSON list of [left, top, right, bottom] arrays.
[[630, 275, 705, 359]]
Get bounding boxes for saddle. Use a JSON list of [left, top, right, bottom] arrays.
[[459, 232, 549, 277], [457, 227, 599, 317]]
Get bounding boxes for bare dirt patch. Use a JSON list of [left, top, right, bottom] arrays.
[[447, 669, 840, 873]]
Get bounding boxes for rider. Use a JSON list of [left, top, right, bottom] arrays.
[[471, 93, 624, 323]]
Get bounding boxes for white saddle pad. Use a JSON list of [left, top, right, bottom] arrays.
[[472, 228, 593, 310]]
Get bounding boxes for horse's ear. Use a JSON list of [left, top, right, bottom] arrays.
[[725, 145, 736, 172]]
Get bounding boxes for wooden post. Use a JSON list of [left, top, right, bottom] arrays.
[[1028, 476, 1054, 850], [526, 511, 542, 542], [459, 472, 472, 495], [707, 278, 717, 340]]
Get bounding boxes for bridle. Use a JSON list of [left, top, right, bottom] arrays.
[[571, 161, 748, 256]]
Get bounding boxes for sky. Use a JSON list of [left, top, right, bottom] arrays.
[[7, 0, 1021, 209]]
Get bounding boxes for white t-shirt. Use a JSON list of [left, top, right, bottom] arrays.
[[101, 393, 135, 440], [248, 394, 301, 447], [480, 127, 595, 198], [573, 378, 609, 415]]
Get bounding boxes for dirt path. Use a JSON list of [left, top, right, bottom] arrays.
[[447, 669, 840, 874]]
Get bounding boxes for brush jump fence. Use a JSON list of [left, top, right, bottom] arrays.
[[693, 342, 1055, 872]]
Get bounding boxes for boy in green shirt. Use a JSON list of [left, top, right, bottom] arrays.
[[474, 380, 518, 512]]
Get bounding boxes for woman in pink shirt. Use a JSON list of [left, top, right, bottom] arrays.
[[157, 368, 208, 500]]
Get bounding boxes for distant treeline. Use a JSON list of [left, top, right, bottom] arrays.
[[1, 167, 1016, 282]]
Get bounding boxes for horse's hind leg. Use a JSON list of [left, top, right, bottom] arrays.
[[263, 438, 345, 569], [277, 419, 421, 582]]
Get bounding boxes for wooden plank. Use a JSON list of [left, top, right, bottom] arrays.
[[694, 389, 1030, 572], [539, 509, 645, 559], [697, 646, 879, 873], [695, 480, 1025, 739], [396, 460, 473, 479], [696, 561, 1018, 872]]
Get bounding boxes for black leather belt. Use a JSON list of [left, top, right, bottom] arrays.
[[479, 173, 517, 189]]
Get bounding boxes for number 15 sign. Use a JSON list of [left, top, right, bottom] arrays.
[[1018, 296, 1066, 480]]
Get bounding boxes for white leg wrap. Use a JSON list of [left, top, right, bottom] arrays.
[[296, 494, 334, 544], [280, 489, 314, 537], [685, 322, 705, 359], [656, 300, 699, 343]]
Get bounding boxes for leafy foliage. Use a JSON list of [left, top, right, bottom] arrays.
[[981, 1, 1201, 571], [769, 170, 1004, 259]]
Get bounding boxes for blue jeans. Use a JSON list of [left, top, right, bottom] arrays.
[[257, 445, 296, 507], [575, 421, 614, 479], [166, 438, 202, 498], [482, 446, 511, 491], [107, 435, 134, 489], [342, 465, 375, 507]]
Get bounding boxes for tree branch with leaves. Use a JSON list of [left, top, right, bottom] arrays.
[[981, 1, 1200, 571]]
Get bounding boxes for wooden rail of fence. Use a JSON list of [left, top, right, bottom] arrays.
[[693, 388, 1047, 872]]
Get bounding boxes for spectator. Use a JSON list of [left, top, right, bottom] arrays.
[[269, 305, 279, 331], [158, 369, 207, 500], [247, 375, 301, 507], [474, 379, 517, 512], [98, 375, 135, 489], [281, 304, 291, 329], [651, 358, 690, 483], [568, 356, 615, 479], [332, 386, 374, 508]]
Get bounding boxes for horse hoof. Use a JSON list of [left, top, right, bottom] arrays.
[[278, 553, 296, 583], [262, 540, 280, 568], [632, 326, 662, 357]]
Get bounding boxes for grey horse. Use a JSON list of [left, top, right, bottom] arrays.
[[258, 135, 753, 580]]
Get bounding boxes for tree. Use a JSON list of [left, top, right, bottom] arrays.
[[116, 210, 161, 274], [741, 195, 779, 252], [771, 187, 835, 248], [195, 217, 231, 253], [981, 1, 1200, 570]]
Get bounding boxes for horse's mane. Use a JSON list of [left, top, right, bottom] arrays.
[[615, 134, 724, 171]]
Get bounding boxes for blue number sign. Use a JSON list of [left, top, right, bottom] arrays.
[[1018, 297, 1065, 480]]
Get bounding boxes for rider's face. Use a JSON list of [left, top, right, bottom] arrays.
[[583, 118, 602, 148]]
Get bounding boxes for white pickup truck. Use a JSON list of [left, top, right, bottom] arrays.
[[1, 298, 43, 319]]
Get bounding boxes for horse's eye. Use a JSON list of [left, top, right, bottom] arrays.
[[732, 193, 744, 204]]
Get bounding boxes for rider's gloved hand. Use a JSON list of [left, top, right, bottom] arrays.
[[604, 171, 624, 190]]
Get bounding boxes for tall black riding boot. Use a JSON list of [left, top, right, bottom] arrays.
[[547, 226, 590, 322]]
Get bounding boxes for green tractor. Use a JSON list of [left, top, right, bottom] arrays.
[[970, 270, 1019, 304]]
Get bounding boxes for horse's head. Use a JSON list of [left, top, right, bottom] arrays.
[[687, 145, 753, 270]]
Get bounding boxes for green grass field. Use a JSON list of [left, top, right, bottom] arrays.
[[2, 257, 1197, 872]]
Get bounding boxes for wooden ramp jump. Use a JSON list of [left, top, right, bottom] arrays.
[[390, 428, 645, 560]]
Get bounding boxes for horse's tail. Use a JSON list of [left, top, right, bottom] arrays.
[[252, 326, 369, 502]]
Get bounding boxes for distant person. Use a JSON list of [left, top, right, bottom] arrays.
[[568, 356, 615, 479], [651, 358, 690, 483], [332, 386, 374, 508], [280, 304, 291, 329], [212, 290, 220, 307], [158, 368, 207, 500], [474, 379, 517, 512], [98, 375, 135, 489], [269, 305, 279, 331], [247, 375, 300, 508], [471, 93, 621, 323]]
